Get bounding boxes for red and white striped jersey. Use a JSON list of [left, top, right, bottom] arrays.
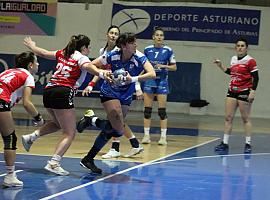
[[229, 55, 258, 92], [46, 50, 91, 89], [0, 68, 35, 106]]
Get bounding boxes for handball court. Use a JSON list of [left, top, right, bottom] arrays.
[[1, 112, 270, 200]]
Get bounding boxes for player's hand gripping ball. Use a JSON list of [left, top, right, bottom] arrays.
[[112, 68, 128, 86]]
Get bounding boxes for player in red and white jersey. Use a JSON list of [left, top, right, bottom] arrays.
[[228, 54, 258, 92], [0, 51, 43, 187], [21, 35, 111, 176], [213, 37, 259, 154]]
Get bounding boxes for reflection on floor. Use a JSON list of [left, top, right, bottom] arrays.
[[0, 116, 270, 200]]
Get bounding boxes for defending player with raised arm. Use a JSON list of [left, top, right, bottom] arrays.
[[214, 37, 259, 154], [21, 35, 111, 176]]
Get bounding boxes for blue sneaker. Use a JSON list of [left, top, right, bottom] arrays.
[[215, 142, 229, 152], [244, 143, 252, 154]]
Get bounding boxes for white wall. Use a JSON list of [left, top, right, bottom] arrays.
[[1, 1, 270, 118]]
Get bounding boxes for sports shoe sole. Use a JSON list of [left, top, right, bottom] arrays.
[[80, 161, 102, 174], [123, 148, 144, 158], [2, 182, 23, 187], [44, 165, 69, 176], [21, 136, 32, 152]]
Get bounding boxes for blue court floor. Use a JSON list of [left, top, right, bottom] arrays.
[[1, 122, 270, 200]]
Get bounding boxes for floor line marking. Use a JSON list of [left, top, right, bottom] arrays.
[[146, 152, 270, 166], [0, 161, 25, 164], [39, 138, 219, 200], [0, 170, 24, 177]]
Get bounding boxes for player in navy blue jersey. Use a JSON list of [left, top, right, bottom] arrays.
[[78, 26, 144, 160], [141, 28, 177, 145], [78, 33, 156, 173]]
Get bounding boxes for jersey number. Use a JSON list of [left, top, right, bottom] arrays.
[[54, 63, 71, 78], [154, 52, 159, 58], [0, 71, 16, 83]]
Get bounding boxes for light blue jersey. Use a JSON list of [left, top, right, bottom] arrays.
[[99, 49, 147, 105], [143, 45, 176, 94]]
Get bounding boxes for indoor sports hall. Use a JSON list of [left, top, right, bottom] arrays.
[[1, 0, 270, 200]]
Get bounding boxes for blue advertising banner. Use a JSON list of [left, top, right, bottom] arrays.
[[112, 3, 261, 45], [0, 54, 201, 102]]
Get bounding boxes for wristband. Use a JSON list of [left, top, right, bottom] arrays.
[[135, 82, 141, 90], [131, 76, 139, 83], [98, 71, 104, 79], [88, 81, 96, 87], [33, 113, 41, 121]]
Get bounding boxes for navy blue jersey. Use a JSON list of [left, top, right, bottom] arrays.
[[99, 49, 147, 103]]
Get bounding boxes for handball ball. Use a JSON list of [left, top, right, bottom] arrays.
[[113, 68, 128, 86]]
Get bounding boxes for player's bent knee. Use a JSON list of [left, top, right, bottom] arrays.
[[2, 131, 17, 150], [144, 107, 152, 119], [158, 108, 167, 120], [110, 130, 123, 138]]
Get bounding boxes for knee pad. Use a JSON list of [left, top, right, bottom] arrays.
[[2, 131, 17, 150], [158, 108, 167, 120], [144, 107, 152, 119]]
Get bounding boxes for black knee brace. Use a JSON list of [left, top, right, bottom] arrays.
[[2, 131, 17, 150], [144, 107, 152, 119], [158, 108, 167, 120]]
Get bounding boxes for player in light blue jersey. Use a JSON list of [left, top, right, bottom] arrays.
[[78, 33, 156, 174], [141, 28, 177, 145]]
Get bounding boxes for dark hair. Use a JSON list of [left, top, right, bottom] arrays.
[[152, 27, 164, 35], [102, 25, 120, 54], [15, 51, 35, 70], [63, 34, 90, 58], [235, 37, 248, 47], [116, 33, 136, 48]]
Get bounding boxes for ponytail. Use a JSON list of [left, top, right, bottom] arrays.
[[63, 34, 90, 58]]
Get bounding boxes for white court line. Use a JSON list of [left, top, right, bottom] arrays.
[[0, 161, 25, 164], [0, 170, 24, 177], [145, 152, 270, 166], [39, 138, 219, 200]]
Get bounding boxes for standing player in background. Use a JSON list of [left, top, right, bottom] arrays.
[[78, 33, 156, 174], [214, 37, 259, 153], [77, 26, 144, 159], [21, 35, 110, 176], [0, 51, 44, 187], [141, 27, 177, 145]]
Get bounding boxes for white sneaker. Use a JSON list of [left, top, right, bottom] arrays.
[[3, 174, 23, 187], [22, 134, 33, 152], [123, 146, 144, 158], [101, 149, 121, 159], [44, 161, 70, 176], [158, 136, 167, 145], [141, 135, 151, 144]]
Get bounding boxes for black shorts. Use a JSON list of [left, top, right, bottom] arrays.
[[43, 86, 75, 109], [100, 96, 118, 104], [227, 89, 250, 102], [0, 99, 11, 112]]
